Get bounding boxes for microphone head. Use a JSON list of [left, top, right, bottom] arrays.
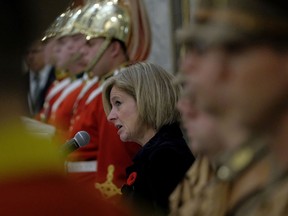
[[74, 131, 90, 147]]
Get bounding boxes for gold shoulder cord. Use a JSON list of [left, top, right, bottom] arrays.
[[215, 134, 270, 181]]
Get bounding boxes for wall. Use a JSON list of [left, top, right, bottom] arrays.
[[143, 0, 175, 73]]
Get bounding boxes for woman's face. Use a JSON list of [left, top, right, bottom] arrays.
[[107, 86, 145, 144]]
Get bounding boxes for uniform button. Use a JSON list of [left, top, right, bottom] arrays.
[[44, 102, 49, 108]]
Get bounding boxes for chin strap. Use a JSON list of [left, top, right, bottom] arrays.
[[85, 37, 112, 79]]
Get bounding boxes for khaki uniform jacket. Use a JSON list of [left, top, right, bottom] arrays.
[[169, 139, 273, 216], [169, 157, 229, 216]]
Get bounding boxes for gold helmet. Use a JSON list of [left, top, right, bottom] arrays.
[[67, 0, 132, 75], [70, 0, 150, 61], [56, 0, 150, 76], [73, 0, 131, 45], [41, 9, 75, 41], [57, 6, 84, 38], [41, 0, 88, 41]]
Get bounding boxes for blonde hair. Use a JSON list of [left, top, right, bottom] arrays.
[[102, 62, 182, 131]]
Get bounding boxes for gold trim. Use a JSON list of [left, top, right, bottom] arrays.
[[95, 165, 122, 198]]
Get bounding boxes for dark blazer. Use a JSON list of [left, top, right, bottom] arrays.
[[121, 122, 195, 215], [23, 66, 56, 116]]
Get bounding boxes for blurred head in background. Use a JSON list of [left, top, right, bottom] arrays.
[[0, 0, 70, 123]]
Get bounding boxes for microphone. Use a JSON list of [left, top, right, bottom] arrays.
[[61, 131, 90, 155]]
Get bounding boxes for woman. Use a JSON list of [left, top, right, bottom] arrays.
[[102, 62, 194, 215]]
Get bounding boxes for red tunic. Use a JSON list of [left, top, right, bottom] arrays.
[[65, 77, 100, 185], [37, 78, 71, 122], [68, 77, 100, 161], [49, 79, 84, 142]]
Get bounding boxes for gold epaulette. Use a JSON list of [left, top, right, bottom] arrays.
[[55, 69, 69, 81]]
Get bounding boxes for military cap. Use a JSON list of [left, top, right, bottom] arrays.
[[178, 0, 288, 47]]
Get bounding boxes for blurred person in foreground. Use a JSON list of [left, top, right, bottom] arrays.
[[102, 62, 195, 215], [172, 0, 288, 215], [0, 0, 132, 215], [169, 51, 236, 216]]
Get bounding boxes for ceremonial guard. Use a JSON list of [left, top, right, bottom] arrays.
[[48, 6, 88, 142], [37, 9, 74, 123]]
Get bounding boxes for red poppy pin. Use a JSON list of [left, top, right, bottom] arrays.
[[126, 172, 137, 186]]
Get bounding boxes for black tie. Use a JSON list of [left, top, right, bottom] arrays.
[[33, 73, 41, 103]]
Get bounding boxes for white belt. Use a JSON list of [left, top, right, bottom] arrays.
[[65, 160, 97, 173]]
